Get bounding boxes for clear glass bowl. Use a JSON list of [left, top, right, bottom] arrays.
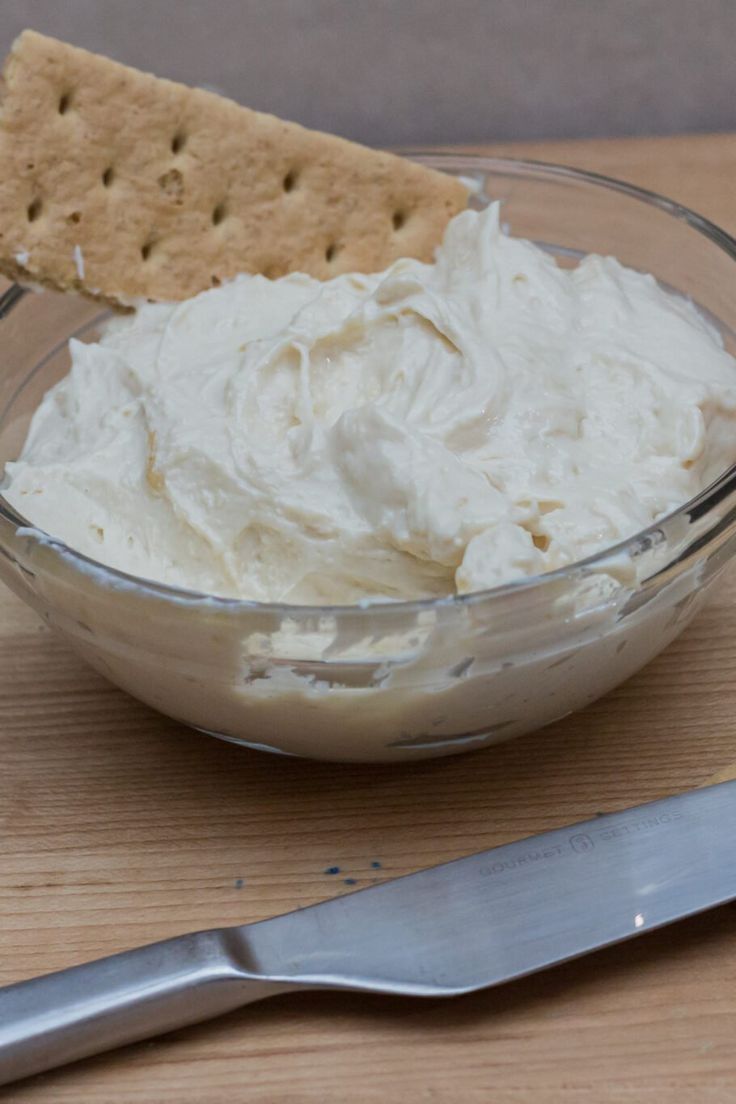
[[2, 154, 736, 763]]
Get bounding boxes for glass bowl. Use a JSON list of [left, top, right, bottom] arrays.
[[2, 153, 736, 763]]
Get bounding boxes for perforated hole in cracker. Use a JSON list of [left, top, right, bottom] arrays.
[[158, 168, 184, 202]]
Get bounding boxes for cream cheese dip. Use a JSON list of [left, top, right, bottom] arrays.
[[5, 202, 736, 603]]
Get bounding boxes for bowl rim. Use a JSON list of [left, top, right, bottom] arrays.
[[2, 150, 736, 616]]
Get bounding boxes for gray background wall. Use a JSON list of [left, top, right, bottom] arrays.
[[2, 1, 735, 147]]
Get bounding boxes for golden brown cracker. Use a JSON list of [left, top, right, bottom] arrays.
[[0, 30, 467, 304]]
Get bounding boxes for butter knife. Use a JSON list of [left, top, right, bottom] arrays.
[[1, 779, 735, 1086]]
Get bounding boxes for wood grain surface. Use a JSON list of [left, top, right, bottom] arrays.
[[2, 133, 736, 1103]]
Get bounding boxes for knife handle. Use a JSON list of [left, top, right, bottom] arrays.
[[0, 928, 293, 1086]]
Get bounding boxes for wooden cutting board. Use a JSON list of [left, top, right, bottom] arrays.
[[2, 133, 736, 1103]]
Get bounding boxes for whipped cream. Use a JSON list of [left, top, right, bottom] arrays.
[[5, 203, 736, 603]]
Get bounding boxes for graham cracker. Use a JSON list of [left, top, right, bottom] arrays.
[[0, 30, 467, 304]]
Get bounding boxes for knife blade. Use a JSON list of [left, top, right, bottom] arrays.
[[1, 779, 735, 1085]]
